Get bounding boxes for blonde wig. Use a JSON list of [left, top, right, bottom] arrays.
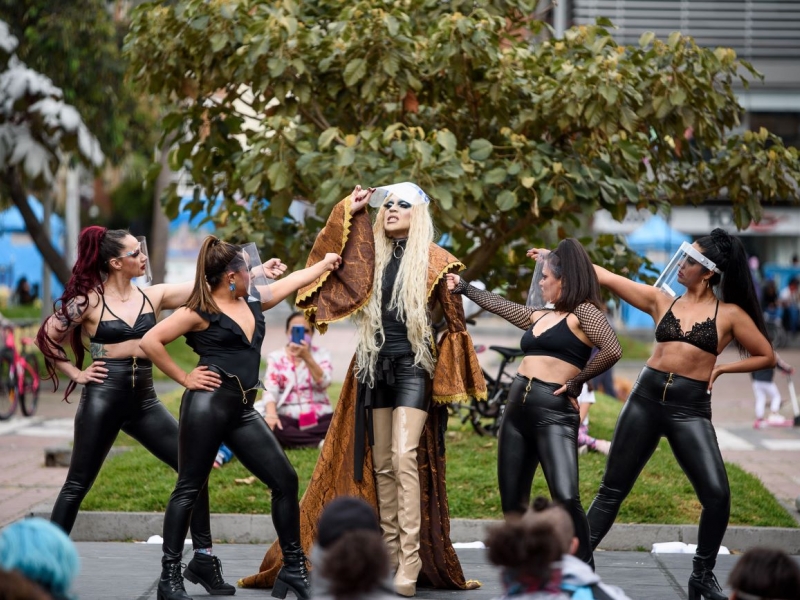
[[354, 202, 436, 386]]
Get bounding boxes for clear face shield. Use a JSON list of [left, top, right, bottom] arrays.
[[133, 236, 152, 285], [367, 181, 431, 208], [230, 242, 274, 304], [526, 254, 557, 308], [653, 241, 720, 298]]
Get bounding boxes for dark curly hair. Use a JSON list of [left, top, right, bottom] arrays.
[[318, 530, 389, 599], [695, 228, 768, 355], [485, 513, 561, 583], [728, 547, 800, 599]]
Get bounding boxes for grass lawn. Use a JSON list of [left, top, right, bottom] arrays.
[[81, 387, 797, 528]]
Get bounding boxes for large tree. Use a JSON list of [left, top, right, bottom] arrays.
[[126, 0, 800, 296], [0, 20, 103, 284]]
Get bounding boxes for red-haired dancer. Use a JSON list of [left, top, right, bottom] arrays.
[[36, 226, 285, 596]]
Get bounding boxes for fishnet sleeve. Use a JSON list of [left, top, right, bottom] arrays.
[[451, 278, 535, 330], [565, 302, 623, 398]]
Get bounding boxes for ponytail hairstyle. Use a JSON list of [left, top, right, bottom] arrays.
[[696, 228, 768, 355], [35, 226, 128, 400], [184, 236, 245, 314], [318, 530, 390, 599], [547, 238, 603, 313]]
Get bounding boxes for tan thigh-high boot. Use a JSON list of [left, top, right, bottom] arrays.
[[392, 407, 428, 597], [371, 407, 400, 570]]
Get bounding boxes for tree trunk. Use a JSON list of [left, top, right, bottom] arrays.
[[6, 167, 71, 285], [149, 137, 173, 284]]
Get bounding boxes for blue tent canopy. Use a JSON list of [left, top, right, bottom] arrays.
[[0, 196, 65, 297], [621, 215, 692, 329]]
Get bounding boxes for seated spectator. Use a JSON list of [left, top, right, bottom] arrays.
[[0, 517, 80, 600], [13, 277, 36, 306], [486, 510, 568, 599], [577, 384, 611, 455], [258, 311, 334, 449], [312, 496, 394, 600], [530, 497, 632, 600], [728, 546, 800, 600]]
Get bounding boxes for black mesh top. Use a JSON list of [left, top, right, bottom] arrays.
[[655, 296, 720, 356], [452, 279, 622, 397]]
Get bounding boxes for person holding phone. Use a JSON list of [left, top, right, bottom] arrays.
[[259, 312, 334, 448]]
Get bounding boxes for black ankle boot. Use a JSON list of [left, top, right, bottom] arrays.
[[688, 557, 727, 600], [158, 561, 193, 600], [272, 545, 311, 600], [184, 553, 235, 596]]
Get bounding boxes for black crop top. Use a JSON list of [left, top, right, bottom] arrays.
[[520, 313, 592, 369], [184, 298, 265, 390], [89, 289, 156, 345], [655, 296, 720, 356]]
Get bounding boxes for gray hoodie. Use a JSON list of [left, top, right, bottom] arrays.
[[559, 555, 633, 600]]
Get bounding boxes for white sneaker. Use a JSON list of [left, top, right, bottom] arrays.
[[767, 413, 787, 425], [593, 439, 612, 455]]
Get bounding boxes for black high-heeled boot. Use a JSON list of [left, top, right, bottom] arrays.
[[158, 560, 193, 600], [688, 557, 727, 600], [272, 545, 311, 600], [184, 553, 235, 595]]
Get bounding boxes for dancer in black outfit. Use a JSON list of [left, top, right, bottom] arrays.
[[447, 239, 622, 566], [35, 227, 277, 595], [141, 236, 340, 600], [532, 230, 774, 600]]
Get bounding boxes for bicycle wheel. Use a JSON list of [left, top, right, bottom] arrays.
[[19, 353, 40, 417], [0, 354, 17, 420]]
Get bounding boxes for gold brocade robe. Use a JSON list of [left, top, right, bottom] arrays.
[[239, 196, 487, 590]]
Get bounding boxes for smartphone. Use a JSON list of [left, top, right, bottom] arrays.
[[291, 325, 305, 345]]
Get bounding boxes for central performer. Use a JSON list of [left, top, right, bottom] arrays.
[[241, 184, 486, 597]]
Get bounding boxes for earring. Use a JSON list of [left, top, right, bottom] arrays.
[[229, 280, 236, 298]]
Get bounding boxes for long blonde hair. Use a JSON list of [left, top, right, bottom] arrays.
[[354, 203, 436, 386]]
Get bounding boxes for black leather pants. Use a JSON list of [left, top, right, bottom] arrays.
[[498, 375, 592, 564], [51, 358, 212, 549], [162, 381, 300, 562], [587, 366, 730, 564]]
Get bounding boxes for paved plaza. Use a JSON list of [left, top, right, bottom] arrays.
[[3, 314, 800, 599]]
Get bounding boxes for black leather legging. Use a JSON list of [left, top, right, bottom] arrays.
[[587, 366, 730, 564], [162, 380, 300, 563], [51, 358, 212, 549], [498, 375, 592, 564]]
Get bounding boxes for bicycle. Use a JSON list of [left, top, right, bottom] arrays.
[[449, 344, 522, 437], [0, 321, 41, 420]]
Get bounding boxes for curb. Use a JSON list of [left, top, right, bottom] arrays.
[[30, 503, 800, 553]]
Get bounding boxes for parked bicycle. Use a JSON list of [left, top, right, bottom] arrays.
[[0, 320, 41, 420], [449, 344, 522, 437]]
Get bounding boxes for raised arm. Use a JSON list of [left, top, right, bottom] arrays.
[[139, 308, 221, 391], [447, 274, 535, 330], [146, 280, 195, 312], [261, 253, 341, 311], [562, 302, 623, 398], [593, 265, 663, 320]]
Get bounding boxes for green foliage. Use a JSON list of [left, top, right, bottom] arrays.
[[126, 1, 800, 294], [0, 0, 156, 163], [84, 390, 796, 527]]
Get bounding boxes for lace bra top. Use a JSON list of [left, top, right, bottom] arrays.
[[520, 313, 592, 369], [655, 296, 720, 356], [89, 288, 156, 345]]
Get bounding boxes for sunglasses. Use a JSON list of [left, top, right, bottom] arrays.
[[116, 246, 142, 260]]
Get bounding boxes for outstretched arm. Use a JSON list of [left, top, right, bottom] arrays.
[[593, 265, 663, 320], [261, 253, 342, 311], [446, 273, 535, 330]]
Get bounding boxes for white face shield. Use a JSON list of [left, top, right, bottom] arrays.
[[367, 182, 431, 208], [653, 241, 720, 297], [230, 242, 274, 304], [134, 236, 152, 285]]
